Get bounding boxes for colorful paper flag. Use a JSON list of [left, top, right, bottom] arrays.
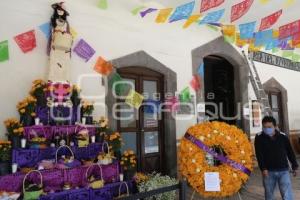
[[183, 15, 201, 29], [0, 40, 9, 62], [282, 50, 293, 58], [259, 0, 270, 4], [14, 30, 36, 53], [279, 20, 300, 39], [235, 33, 249, 48], [200, 0, 225, 13], [259, 10, 282, 31], [239, 21, 256, 39], [198, 63, 204, 77], [272, 47, 279, 53], [179, 87, 191, 103], [155, 8, 173, 23], [224, 35, 236, 44], [231, 0, 254, 22], [144, 99, 160, 114], [292, 33, 300, 47], [109, 73, 125, 96], [94, 56, 113, 76], [98, 0, 107, 10], [131, 6, 146, 15], [292, 53, 300, 62], [190, 75, 201, 91], [125, 89, 144, 109], [222, 25, 236, 36], [254, 29, 273, 46], [140, 8, 157, 18], [265, 38, 279, 50], [38, 22, 51, 39], [165, 96, 179, 112], [199, 9, 225, 25], [73, 39, 95, 62], [169, 1, 195, 23], [70, 27, 78, 39]]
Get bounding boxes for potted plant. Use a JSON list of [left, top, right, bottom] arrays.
[[120, 150, 137, 181], [17, 96, 37, 126], [4, 118, 24, 149], [0, 140, 12, 175], [30, 79, 47, 107], [106, 132, 123, 160], [136, 172, 178, 200], [81, 100, 94, 124], [95, 117, 109, 143]]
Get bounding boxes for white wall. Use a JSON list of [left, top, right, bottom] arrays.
[[0, 0, 221, 139]]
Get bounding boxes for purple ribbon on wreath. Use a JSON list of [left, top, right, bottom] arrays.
[[184, 132, 251, 176]]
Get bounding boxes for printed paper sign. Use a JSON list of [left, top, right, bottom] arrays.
[[14, 30, 36, 53], [200, 0, 224, 13], [73, 39, 95, 62], [204, 172, 221, 192], [155, 8, 173, 23], [279, 20, 300, 39], [199, 9, 225, 25], [259, 10, 282, 31], [0, 40, 9, 62], [231, 0, 254, 22], [169, 1, 195, 23], [125, 89, 144, 109]]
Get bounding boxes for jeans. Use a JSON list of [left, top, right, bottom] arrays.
[[263, 170, 294, 200]]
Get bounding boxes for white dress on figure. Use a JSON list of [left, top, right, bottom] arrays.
[[48, 19, 73, 83]]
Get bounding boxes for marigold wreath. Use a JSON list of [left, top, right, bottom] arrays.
[[179, 121, 254, 198]]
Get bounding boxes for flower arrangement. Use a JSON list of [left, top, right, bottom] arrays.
[[179, 121, 254, 198], [4, 118, 24, 136], [70, 84, 81, 106], [134, 173, 149, 184], [0, 140, 12, 162], [98, 117, 109, 131], [81, 100, 94, 116], [30, 79, 47, 106], [17, 96, 37, 119], [106, 132, 123, 153], [137, 173, 178, 200], [120, 150, 137, 170]]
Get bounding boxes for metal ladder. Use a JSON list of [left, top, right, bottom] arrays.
[[242, 50, 272, 116]]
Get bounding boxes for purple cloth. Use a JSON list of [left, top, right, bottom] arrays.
[[13, 143, 104, 168], [184, 132, 251, 176], [24, 125, 96, 140], [39, 180, 135, 200], [0, 162, 120, 192]]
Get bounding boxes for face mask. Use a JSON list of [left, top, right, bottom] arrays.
[[263, 128, 275, 136]]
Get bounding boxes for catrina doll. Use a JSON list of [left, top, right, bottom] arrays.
[[48, 2, 73, 83]]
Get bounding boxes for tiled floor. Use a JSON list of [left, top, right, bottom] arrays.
[[184, 158, 300, 200]]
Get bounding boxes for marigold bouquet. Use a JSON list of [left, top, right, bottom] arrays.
[[30, 79, 47, 100], [81, 100, 94, 116], [17, 96, 37, 118], [0, 140, 12, 162], [4, 118, 24, 136], [106, 132, 123, 153], [120, 150, 137, 170]]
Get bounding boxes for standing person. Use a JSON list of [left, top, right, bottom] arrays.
[[255, 116, 298, 200]]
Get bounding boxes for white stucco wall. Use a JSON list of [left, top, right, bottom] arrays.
[[0, 0, 222, 139], [1, 0, 300, 140]]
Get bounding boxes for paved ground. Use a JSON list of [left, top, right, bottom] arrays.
[[183, 158, 300, 200]]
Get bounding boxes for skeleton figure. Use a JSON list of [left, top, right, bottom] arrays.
[[48, 2, 73, 83]]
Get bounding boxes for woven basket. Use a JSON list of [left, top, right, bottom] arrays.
[[98, 142, 113, 165], [55, 145, 81, 169], [114, 182, 129, 199], [23, 170, 43, 200], [86, 164, 104, 189]]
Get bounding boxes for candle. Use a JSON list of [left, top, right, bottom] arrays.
[[12, 163, 18, 173], [35, 117, 40, 125], [120, 174, 124, 181], [21, 138, 27, 148], [91, 135, 96, 143]]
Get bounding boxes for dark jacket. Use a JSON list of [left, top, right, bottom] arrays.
[[254, 130, 299, 171]]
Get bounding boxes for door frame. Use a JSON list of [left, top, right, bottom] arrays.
[[105, 51, 177, 177]]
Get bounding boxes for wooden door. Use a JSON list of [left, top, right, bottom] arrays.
[[116, 67, 164, 173]]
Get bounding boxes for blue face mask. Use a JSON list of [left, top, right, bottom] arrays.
[[263, 128, 275, 136]]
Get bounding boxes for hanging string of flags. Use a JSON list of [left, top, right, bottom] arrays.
[[135, 0, 300, 62]]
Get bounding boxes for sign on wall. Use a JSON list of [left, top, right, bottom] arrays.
[[251, 51, 300, 72]]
